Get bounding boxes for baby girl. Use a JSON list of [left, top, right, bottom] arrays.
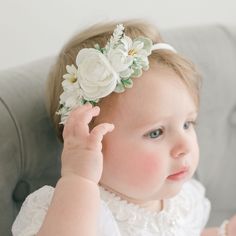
[[12, 20, 236, 236]]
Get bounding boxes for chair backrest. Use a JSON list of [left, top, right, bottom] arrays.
[[0, 25, 235, 235], [0, 57, 62, 235]]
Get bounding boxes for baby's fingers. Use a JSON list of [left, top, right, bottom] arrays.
[[63, 104, 99, 139], [72, 106, 100, 137], [88, 123, 115, 150]]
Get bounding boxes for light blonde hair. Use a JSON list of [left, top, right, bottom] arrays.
[[45, 19, 202, 143]]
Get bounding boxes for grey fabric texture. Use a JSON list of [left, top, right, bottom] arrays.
[[0, 58, 62, 235], [0, 25, 235, 235]]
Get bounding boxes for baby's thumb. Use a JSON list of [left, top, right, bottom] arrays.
[[89, 123, 115, 143]]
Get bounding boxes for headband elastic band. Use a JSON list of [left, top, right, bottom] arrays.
[[152, 43, 177, 53]]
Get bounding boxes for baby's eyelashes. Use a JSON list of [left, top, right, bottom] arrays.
[[144, 120, 198, 140], [145, 128, 164, 139], [184, 120, 198, 130]]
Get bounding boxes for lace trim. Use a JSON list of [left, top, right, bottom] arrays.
[[99, 185, 189, 234]]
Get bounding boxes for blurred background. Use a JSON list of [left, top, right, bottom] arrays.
[[0, 0, 235, 70]]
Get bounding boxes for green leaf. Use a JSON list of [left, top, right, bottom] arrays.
[[131, 67, 142, 78], [114, 83, 125, 93], [134, 36, 153, 55], [82, 99, 97, 106], [122, 78, 133, 88]]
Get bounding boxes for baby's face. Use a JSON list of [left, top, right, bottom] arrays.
[[99, 64, 199, 202]]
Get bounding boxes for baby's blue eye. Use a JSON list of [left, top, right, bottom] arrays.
[[184, 121, 196, 129], [147, 129, 163, 139]]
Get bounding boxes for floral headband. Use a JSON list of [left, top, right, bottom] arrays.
[[56, 24, 176, 124]]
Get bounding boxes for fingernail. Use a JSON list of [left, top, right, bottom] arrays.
[[110, 124, 115, 130]]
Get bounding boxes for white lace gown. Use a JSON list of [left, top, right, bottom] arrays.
[[12, 179, 210, 236]]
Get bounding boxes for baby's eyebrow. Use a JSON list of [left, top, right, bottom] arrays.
[[187, 111, 199, 118], [134, 118, 168, 130], [133, 110, 198, 130]]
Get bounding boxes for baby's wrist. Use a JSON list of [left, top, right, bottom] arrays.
[[60, 173, 99, 186], [218, 220, 229, 236]]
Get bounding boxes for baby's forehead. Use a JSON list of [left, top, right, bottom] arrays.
[[110, 79, 197, 126], [114, 103, 197, 132], [98, 64, 197, 128], [114, 69, 179, 108]]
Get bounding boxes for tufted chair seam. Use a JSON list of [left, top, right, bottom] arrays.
[[0, 97, 24, 179]]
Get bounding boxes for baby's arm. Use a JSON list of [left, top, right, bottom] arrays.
[[201, 214, 236, 236], [37, 103, 114, 236], [201, 228, 218, 236]]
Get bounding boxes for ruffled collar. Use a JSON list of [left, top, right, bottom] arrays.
[[99, 185, 191, 235]]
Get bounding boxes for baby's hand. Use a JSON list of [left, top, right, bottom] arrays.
[[61, 103, 114, 184], [228, 214, 236, 235]]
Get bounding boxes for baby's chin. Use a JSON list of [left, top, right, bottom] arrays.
[[149, 189, 181, 201], [162, 177, 192, 199], [161, 187, 183, 199]]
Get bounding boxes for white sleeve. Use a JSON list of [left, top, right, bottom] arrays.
[[97, 200, 121, 236], [11, 185, 55, 236]]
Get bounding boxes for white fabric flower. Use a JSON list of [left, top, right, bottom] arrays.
[[111, 35, 153, 79], [63, 64, 78, 82], [61, 64, 81, 93], [107, 48, 133, 74], [59, 89, 82, 108], [76, 48, 120, 101], [56, 23, 176, 125]]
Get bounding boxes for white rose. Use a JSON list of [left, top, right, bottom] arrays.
[[107, 47, 133, 74], [76, 48, 120, 101]]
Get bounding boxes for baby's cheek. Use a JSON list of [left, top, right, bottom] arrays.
[[127, 152, 164, 187]]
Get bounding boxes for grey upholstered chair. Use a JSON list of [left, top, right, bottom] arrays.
[[0, 24, 236, 236]]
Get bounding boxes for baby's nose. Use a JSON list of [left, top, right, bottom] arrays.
[[170, 134, 191, 159]]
